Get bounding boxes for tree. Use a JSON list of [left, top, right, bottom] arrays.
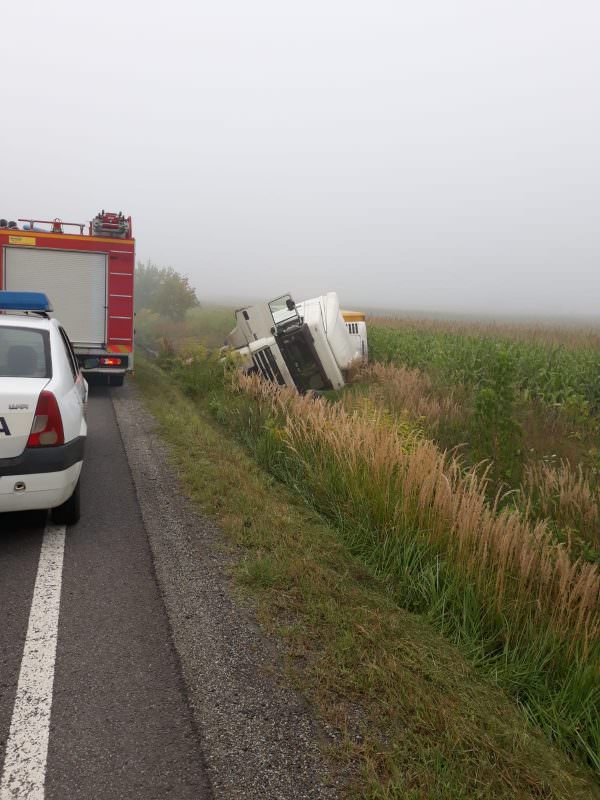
[[135, 261, 199, 320]]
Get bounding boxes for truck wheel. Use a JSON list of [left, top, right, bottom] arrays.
[[51, 481, 81, 526], [109, 373, 125, 387]]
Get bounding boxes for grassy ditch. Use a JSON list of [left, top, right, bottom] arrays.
[[134, 356, 599, 799], [227, 372, 600, 772]]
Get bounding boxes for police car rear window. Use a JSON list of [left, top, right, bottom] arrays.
[[0, 327, 51, 378]]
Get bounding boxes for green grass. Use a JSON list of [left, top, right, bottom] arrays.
[[134, 356, 600, 799]]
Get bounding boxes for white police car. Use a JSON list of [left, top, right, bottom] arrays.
[[0, 292, 87, 524]]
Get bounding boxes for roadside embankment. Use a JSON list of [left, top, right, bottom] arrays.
[[126, 357, 600, 800]]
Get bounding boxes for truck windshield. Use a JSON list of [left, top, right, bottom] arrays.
[[269, 295, 300, 330], [0, 327, 51, 378]]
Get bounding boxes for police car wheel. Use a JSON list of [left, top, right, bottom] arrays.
[[51, 480, 81, 526]]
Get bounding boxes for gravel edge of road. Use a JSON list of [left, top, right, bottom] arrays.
[[111, 380, 339, 800]]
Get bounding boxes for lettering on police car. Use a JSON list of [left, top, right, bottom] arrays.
[[0, 417, 11, 436]]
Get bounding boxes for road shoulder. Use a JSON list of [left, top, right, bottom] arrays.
[[112, 379, 339, 800]]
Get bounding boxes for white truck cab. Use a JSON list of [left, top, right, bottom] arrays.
[[228, 292, 367, 393], [0, 291, 87, 523]]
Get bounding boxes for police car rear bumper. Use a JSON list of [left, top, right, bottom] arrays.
[[0, 461, 82, 513], [0, 436, 85, 477]]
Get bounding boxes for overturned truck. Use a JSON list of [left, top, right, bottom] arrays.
[[227, 292, 367, 393]]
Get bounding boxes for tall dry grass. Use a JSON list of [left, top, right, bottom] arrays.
[[238, 372, 599, 652], [233, 371, 600, 766], [524, 461, 600, 549], [347, 361, 600, 552], [347, 361, 464, 433]]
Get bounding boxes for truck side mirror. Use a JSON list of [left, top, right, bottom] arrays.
[[286, 299, 296, 311]]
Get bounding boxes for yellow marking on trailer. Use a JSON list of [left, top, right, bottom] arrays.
[[341, 310, 366, 322], [8, 236, 36, 246]]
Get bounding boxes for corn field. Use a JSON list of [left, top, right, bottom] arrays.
[[369, 324, 600, 410]]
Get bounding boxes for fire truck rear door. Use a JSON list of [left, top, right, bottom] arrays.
[[3, 247, 107, 347]]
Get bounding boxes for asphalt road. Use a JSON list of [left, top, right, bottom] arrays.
[[0, 387, 212, 799], [0, 381, 338, 800]]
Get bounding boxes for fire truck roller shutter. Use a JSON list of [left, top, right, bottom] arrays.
[[4, 248, 107, 346]]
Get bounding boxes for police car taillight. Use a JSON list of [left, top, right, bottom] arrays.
[[27, 391, 65, 447]]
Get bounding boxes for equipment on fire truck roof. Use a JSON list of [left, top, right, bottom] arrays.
[[17, 218, 86, 234], [91, 210, 131, 238]]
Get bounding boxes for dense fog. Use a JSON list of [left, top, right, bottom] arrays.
[[2, 1, 599, 317]]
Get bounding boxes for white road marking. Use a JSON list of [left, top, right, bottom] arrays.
[[0, 524, 66, 800]]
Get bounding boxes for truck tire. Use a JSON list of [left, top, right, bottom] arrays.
[[108, 373, 125, 387], [51, 480, 81, 525]]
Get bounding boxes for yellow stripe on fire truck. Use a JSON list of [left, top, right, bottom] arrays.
[[107, 344, 132, 353]]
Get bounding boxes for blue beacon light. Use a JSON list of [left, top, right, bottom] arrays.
[[0, 291, 53, 313]]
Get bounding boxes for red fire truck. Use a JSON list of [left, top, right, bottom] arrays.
[[0, 211, 134, 385]]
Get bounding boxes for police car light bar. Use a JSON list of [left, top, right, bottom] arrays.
[[0, 291, 53, 314]]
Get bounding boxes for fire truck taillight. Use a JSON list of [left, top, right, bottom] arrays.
[[100, 357, 122, 367]]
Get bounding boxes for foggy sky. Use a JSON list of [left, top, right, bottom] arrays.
[[2, 1, 599, 317]]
